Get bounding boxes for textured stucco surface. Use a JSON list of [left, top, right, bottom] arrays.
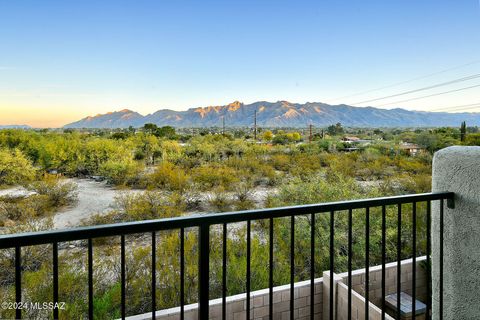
[[432, 146, 480, 319]]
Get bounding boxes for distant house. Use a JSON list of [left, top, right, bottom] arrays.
[[342, 136, 361, 143], [399, 143, 425, 156], [342, 136, 373, 148]]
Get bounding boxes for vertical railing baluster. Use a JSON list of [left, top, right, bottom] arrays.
[[397, 204, 402, 320], [53, 242, 59, 320], [365, 207, 370, 320], [121, 235, 126, 319], [246, 220, 251, 320], [88, 239, 93, 320], [269, 218, 274, 320], [290, 216, 295, 320], [180, 228, 185, 320], [426, 201, 431, 319], [381, 205, 386, 320], [151, 233, 156, 320], [15, 246, 21, 320], [348, 208, 353, 320], [310, 213, 315, 320], [222, 223, 227, 320], [412, 202, 417, 320], [440, 199, 444, 320], [329, 210, 334, 320], [198, 224, 210, 320]]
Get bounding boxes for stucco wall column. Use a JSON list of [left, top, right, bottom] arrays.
[[432, 146, 480, 319]]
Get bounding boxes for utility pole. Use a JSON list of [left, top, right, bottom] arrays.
[[254, 110, 257, 141], [309, 124, 313, 143]]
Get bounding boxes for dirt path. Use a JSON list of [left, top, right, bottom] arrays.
[[52, 182, 277, 228], [53, 179, 119, 228], [2, 179, 278, 229]]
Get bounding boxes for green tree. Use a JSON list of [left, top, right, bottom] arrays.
[[415, 132, 439, 152], [327, 122, 344, 136], [460, 121, 467, 142], [155, 126, 176, 139], [143, 123, 158, 134]]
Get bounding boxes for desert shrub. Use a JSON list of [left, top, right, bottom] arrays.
[[99, 159, 144, 186], [0, 218, 54, 296], [28, 177, 78, 208], [395, 157, 431, 175], [267, 171, 376, 207], [0, 194, 51, 224], [355, 153, 393, 180], [234, 198, 256, 211], [224, 156, 277, 186], [207, 187, 233, 212], [269, 154, 292, 171], [0, 148, 37, 186], [381, 173, 431, 195], [0, 219, 53, 319], [231, 181, 256, 210], [0, 177, 76, 227], [464, 133, 480, 145], [0, 197, 32, 223], [80, 210, 125, 226], [123, 246, 152, 315], [192, 165, 239, 191], [180, 185, 203, 210], [159, 140, 183, 162], [148, 162, 189, 191], [56, 258, 90, 319], [93, 284, 121, 320], [323, 154, 356, 178], [288, 154, 323, 178], [114, 191, 185, 221]]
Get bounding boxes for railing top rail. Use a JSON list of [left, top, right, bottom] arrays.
[[0, 192, 453, 249]]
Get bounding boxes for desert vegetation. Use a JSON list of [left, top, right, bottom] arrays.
[[0, 124, 476, 319]]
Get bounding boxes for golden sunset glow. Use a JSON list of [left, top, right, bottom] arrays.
[[0, 105, 92, 128]]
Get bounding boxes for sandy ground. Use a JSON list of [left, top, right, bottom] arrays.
[[2, 178, 278, 229], [51, 181, 277, 228], [53, 179, 119, 228], [0, 186, 36, 198]]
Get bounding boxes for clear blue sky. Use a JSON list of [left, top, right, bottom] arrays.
[[1, 0, 480, 127]]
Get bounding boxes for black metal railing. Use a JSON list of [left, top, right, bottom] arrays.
[[0, 192, 454, 320]]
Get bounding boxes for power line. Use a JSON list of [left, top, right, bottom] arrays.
[[253, 109, 257, 140], [430, 102, 480, 112], [377, 83, 480, 107], [351, 73, 480, 105], [329, 60, 480, 102]]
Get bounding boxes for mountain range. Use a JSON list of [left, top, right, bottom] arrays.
[[0, 125, 32, 129], [63, 101, 480, 128]]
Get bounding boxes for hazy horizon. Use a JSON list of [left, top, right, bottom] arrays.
[[5, 99, 480, 129], [1, 1, 480, 127]]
